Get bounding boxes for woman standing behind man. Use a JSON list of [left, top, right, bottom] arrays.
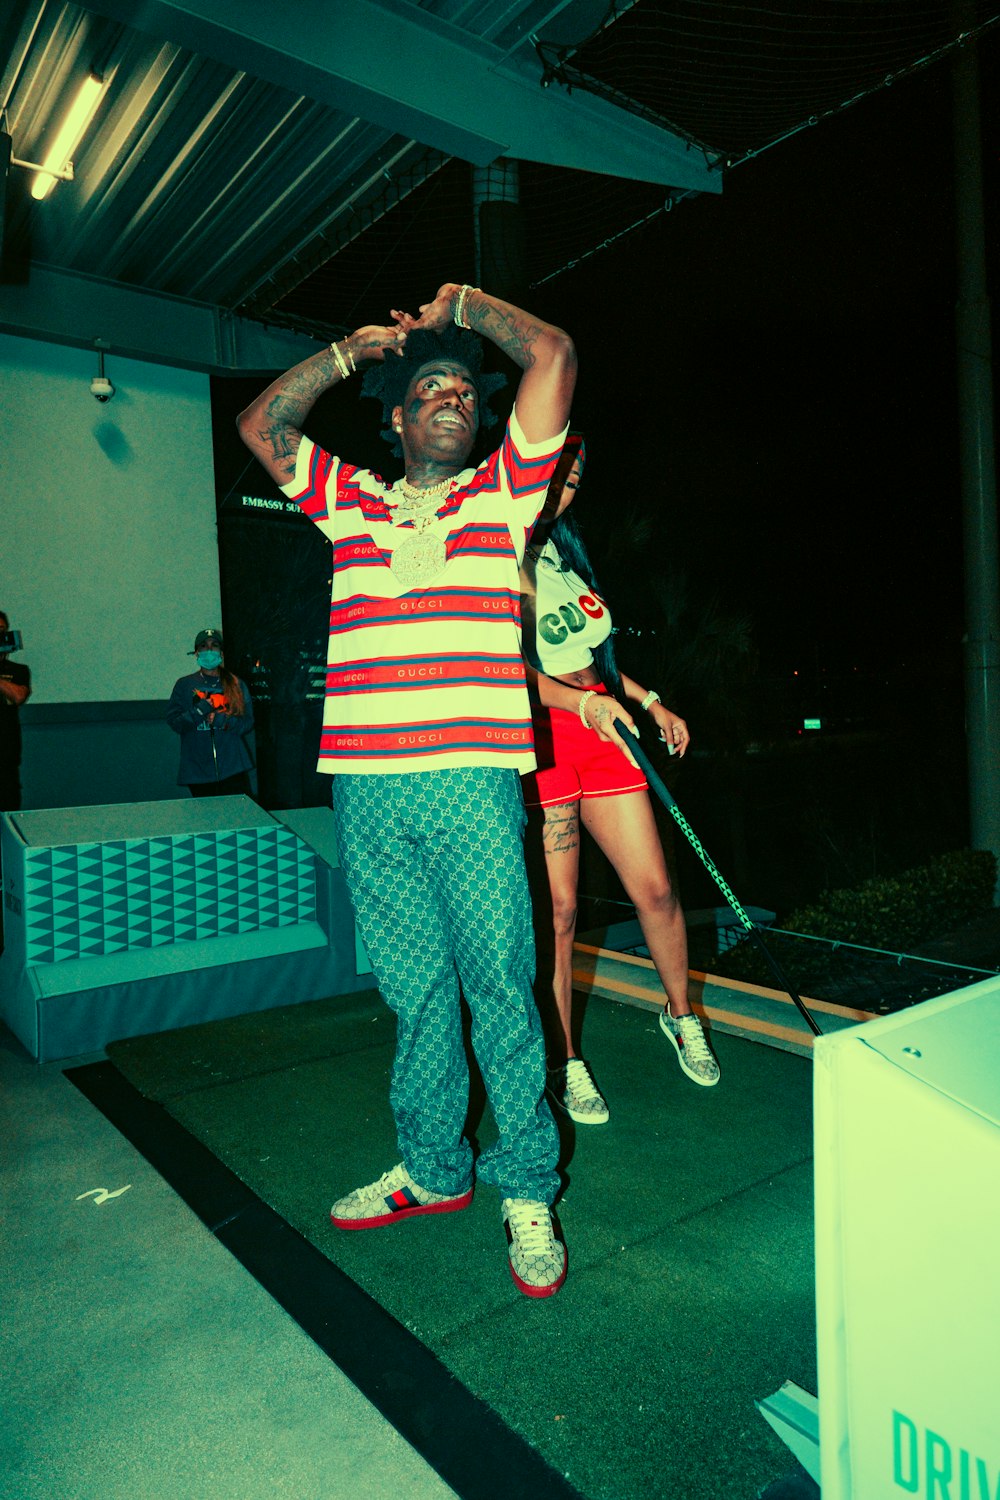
[[167, 629, 254, 796], [519, 436, 720, 1125]]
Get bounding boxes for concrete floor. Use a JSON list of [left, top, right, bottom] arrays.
[[1, 1026, 458, 1500]]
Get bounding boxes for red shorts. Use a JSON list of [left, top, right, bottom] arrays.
[[521, 685, 649, 808]]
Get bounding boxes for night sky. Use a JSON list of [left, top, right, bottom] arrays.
[[533, 31, 999, 705], [219, 35, 999, 704]]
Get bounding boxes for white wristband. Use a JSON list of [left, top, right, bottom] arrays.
[[578, 690, 597, 729], [640, 690, 661, 711]]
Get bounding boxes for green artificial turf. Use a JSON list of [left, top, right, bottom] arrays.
[[108, 991, 817, 1500]]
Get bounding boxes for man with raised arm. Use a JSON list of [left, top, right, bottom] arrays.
[[238, 283, 576, 1297]]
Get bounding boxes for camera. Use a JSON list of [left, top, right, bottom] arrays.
[[0, 629, 23, 653], [90, 374, 115, 402]]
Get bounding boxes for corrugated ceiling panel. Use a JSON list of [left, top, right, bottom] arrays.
[[3, 2, 441, 313], [3, 0, 999, 352]]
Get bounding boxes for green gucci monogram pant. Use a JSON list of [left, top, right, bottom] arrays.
[[331, 766, 560, 1205]]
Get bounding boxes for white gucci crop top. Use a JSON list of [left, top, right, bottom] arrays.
[[521, 537, 613, 676]]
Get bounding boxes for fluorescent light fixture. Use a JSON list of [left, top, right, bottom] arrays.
[[31, 72, 106, 201]]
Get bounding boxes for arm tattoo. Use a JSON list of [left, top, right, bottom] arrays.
[[257, 365, 337, 473], [266, 363, 334, 427], [254, 421, 299, 479], [467, 301, 541, 370]]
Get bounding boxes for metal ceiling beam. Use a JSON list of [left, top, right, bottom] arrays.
[[0, 263, 322, 373], [80, 0, 720, 192]]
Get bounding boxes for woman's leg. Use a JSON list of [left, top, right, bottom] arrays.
[[525, 801, 582, 1062], [525, 799, 610, 1121], [582, 790, 691, 1013], [582, 790, 720, 1085]]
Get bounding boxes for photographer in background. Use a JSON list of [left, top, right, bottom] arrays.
[[166, 629, 255, 797], [0, 611, 31, 812]]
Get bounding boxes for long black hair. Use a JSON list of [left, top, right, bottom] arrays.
[[543, 435, 624, 699]]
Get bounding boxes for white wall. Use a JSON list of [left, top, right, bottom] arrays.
[[0, 333, 220, 704]]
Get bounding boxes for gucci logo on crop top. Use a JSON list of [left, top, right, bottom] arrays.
[[538, 597, 605, 645]]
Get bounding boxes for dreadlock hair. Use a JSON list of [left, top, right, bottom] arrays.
[[359, 325, 508, 459], [544, 433, 624, 700]]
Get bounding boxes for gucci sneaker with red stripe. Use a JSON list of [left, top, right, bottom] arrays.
[[330, 1162, 473, 1229], [501, 1197, 567, 1298], [548, 1058, 610, 1125], [659, 1006, 721, 1086]]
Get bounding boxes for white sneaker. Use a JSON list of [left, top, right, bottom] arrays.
[[659, 1007, 721, 1087], [549, 1058, 610, 1125], [501, 1197, 567, 1298], [330, 1163, 473, 1229]]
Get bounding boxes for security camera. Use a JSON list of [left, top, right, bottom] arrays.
[[90, 374, 115, 402]]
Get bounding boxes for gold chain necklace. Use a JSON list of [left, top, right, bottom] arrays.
[[383, 475, 455, 589], [393, 475, 454, 507]]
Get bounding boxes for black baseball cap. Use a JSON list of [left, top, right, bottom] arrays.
[[190, 629, 224, 653]]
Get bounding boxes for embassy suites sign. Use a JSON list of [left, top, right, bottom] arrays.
[[236, 494, 305, 519]]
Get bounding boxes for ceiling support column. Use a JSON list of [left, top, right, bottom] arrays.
[[952, 34, 1000, 893], [473, 158, 527, 307]]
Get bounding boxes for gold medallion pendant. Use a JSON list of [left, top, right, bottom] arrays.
[[389, 529, 448, 588]]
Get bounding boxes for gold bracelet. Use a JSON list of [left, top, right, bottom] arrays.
[[330, 341, 350, 380], [454, 284, 478, 329]]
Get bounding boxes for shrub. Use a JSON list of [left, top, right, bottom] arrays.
[[713, 849, 997, 997], [778, 848, 997, 951]]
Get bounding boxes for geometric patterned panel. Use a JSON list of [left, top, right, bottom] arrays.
[[22, 824, 315, 966]]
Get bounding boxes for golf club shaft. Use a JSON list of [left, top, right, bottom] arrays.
[[627, 734, 822, 1037]]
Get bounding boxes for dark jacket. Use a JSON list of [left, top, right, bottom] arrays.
[[166, 671, 254, 785]]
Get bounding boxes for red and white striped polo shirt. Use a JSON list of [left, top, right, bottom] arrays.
[[280, 409, 568, 775]]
